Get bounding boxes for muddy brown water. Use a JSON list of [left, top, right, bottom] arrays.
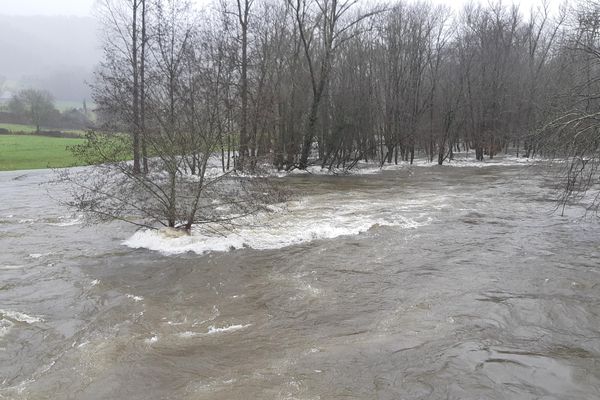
[[1, 162, 599, 399]]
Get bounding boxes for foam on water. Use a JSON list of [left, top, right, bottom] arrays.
[[0, 309, 43, 324], [206, 324, 251, 334], [351, 155, 545, 174], [178, 324, 251, 338], [124, 194, 430, 255], [0, 319, 14, 337], [48, 216, 83, 227], [0, 265, 26, 270], [28, 252, 52, 259], [126, 294, 144, 302], [124, 217, 418, 255], [145, 335, 159, 344]]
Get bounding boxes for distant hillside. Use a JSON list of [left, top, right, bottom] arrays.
[[0, 14, 101, 101]]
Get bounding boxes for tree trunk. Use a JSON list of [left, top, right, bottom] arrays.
[[237, 0, 250, 171], [131, 0, 141, 174], [140, 0, 148, 173], [298, 96, 321, 169]]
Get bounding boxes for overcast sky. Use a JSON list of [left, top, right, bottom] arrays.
[[1, 0, 96, 16], [1, 0, 558, 17]]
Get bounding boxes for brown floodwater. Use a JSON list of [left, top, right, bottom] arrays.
[[1, 160, 599, 399]]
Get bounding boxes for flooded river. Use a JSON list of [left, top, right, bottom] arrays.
[[1, 160, 599, 399]]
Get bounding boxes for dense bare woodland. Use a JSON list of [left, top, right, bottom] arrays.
[[66, 0, 600, 227]]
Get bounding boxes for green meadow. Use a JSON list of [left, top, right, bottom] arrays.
[[0, 135, 87, 171], [0, 123, 86, 136]]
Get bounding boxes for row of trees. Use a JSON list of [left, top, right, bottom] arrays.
[[91, 0, 600, 169], [70, 0, 600, 228], [4, 88, 91, 133]]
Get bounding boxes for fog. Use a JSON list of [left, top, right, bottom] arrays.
[[1, 0, 95, 17], [0, 14, 100, 101]]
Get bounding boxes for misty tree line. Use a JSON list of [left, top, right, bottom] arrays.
[[2, 89, 91, 133], [91, 0, 600, 172]]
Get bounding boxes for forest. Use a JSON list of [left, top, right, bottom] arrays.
[[91, 0, 600, 165], [67, 0, 600, 229]]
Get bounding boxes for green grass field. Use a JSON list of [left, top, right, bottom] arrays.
[[0, 123, 86, 136], [0, 135, 87, 171]]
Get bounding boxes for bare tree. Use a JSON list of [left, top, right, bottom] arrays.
[[236, 0, 254, 170], [64, 0, 286, 232], [93, 0, 148, 174], [287, 0, 379, 169], [540, 1, 600, 214], [9, 89, 56, 133]]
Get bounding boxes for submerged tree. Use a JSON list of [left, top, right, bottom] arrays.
[[287, 0, 380, 169], [63, 0, 287, 232], [539, 1, 600, 214], [62, 132, 284, 230], [60, 0, 600, 219]]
